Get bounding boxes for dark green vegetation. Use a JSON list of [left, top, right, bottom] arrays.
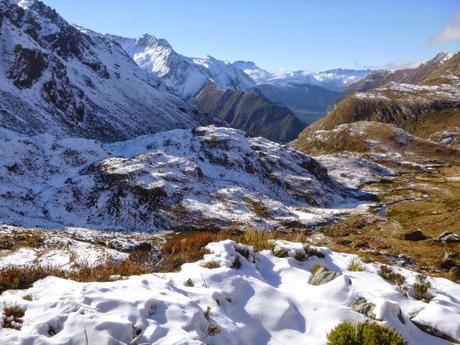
[[326, 322, 407, 345], [257, 83, 340, 124], [194, 82, 305, 143]]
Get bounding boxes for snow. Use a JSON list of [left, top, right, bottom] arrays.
[[0, 1, 216, 142], [108, 34, 255, 98], [1, 240, 458, 344], [0, 225, 132, 269], [0, 126, 370, 232], [316, 153, 394, 189], [232, 62, 372, 91]]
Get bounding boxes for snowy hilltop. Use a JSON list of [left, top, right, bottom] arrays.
[[0, 126, 372, 232]]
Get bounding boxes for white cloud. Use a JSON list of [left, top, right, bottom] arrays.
[[430, 10, 460, 45]]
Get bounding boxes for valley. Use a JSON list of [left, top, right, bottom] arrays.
[[0, 1, 459, 344]]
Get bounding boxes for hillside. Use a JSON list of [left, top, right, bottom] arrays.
[[0, 0, 219, 142], [194, 83, 306, 143], [347, 53, 454, 94], [300, 52, 460, 141], [0, 125, 368, 232]]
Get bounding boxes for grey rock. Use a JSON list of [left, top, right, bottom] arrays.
[[435, 232, 460, 244], [350, 297, 376, 319], [309, 267, 341, 285]]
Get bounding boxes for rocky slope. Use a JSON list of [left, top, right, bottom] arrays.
[[193, 83, 306, 143], [0, 125, 369, 232], [299, 52, 460, 141], [110, 34, 255, 99], [0, 0, 216, 142], [347, 52, 454, 94], [295, 121, 460, 164]]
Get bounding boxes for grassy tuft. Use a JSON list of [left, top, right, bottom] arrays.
[[2, 304, 26, 330], [327, 321, 407, 345], [348, 258, 367, 272]]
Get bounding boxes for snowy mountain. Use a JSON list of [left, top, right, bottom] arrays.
[[0, 0, 217, 142], [232, 61, 372, 91], [110, 34, 256, 98], [232, 60, 273, 84]]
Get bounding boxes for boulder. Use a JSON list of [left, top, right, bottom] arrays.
[[400, 229, 428, 241], [308, 266, 341, 286], [350, 297, 376, 319], [435, 231, 460, 244]]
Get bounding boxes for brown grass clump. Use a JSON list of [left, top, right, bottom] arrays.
[[0, 230, 44, 251], [378, 265, 405, 287], [244, 197, 272, 219], [2, 304, 26, 330], [0, 249, 155, 293], [0, 265, 66, 293], [204, 261, 220, 269], [156, 229, 310, 272]]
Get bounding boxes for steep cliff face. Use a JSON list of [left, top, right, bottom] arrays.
[[0, 0, 216, 142], [194, 83, 306, 143]]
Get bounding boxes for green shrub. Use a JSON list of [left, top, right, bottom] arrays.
[[327, 321, 407, 345], [413, 274, 431, 302]]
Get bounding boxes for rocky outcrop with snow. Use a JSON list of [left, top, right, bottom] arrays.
[[110, 34, 255, 98], [0, 0, 217, 142], [0, 126, 366, 232], [1, 239, 458, 344]]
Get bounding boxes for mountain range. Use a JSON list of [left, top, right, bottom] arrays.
[[298, 51, 460, 146], [0, 2, 459, 344], [0, 0, 222, 142]]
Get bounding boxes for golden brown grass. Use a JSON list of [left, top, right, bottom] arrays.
[[2, 304, 26, 330], [0, 249, 154, 293]]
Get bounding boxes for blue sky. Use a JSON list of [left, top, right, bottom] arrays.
[[43, 0, 460, 73]]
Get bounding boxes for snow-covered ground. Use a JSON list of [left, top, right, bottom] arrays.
[[1, 240, 458, 344], [0, 125, 375, 232], [0, 225, 165, 269]]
